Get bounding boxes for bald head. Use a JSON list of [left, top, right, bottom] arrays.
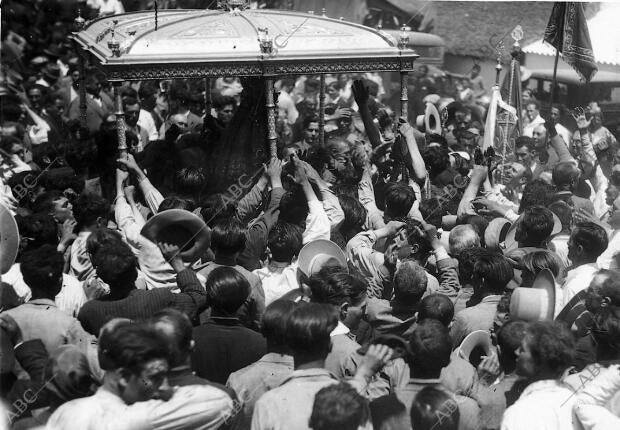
[[532, 124, 547, 147], [449, 224, 480, 256], [553, 161, 580, 191]]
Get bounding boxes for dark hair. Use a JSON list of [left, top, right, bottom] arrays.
[[85, 228, 123, 257], [472, 250, 513, 294], [571, 222, 609, 260], [409, 319, 452, 377], [411, 387, 459, 430], [73, 193, 108, 230], [21, 245, 64, 295], [393, 261, 427, 305], [338, 195, 367, 238], [16, 214, 57, 252], [122, 96, 140, 111], [552, 162, 580, 191], [421, 146, 450, 176], [268, 221, 303, 263], [548, 200, 572, 232], [403, 218, 433, 261], [206, 267, 251, 314], [521, 250, 563, 279], [309, 383, 369, 430], [279, 187, 310, 226], [174, 167, 207, 198], [384, 183, 415, 219], [515, 136, 535, 152], [519, 180, 555, 214], [309, 269, 367, 308], [93, 242, 138, 288], [369, 395, 407, 430], [497, 320, 527, 369], [262, 300, 297, 348], [517, 206, 555, 244], [286, 302, 338, 361], [418, 294, 454, 327], [201, 193, 236, 227], [211, 217, 247, 256], [525, 321, 575, 379], [32, 190, 64, 215], [102, 323, 169, 375], [418, 197, 444, 228], [158, 196, 197, 213], [152, 308, 193, 368], [303, 114, 320, 130], [212, 94, 236, 110]]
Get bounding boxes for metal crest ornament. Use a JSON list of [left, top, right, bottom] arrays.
[[73, 9, 86, 33], [398, 26, 409, 50], [218, 0, 250, 12], [107, 20, 121, 57], [258, 27, 274, 55], [511, 25, 524, 47]]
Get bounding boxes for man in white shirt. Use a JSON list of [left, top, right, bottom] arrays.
[[562, 221, 609, 308], [522, 100, 545, 138], [501, 321, 580, 430], [48, 320, 234, 430], [550, 104, 571, 146]]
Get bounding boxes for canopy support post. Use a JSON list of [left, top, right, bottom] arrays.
[[400, 71, 408, 119], [113, 82, 128, 159], [265, 77, 277, 159], [203, 77, 212, 132], [78, 55, 87, 133], [319, 74, 326, 145]]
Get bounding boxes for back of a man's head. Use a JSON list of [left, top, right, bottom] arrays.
[[73, 193, 108, 230], [93, 242, 138, 290], [268, 221, 303, 264], [472, 250, 514, 295], [517, 206, 555, 246], [521, 321, 575, 380], [206, 267, 251, 315], [409, 319, 452, 378], [497, 320, 527, 372], [21, 244, 64, 298], [262, 300, 297, 352], [174, 167, 207, 198], [309, 382, 369, 430], [152, 308, 193, 368], [417, 294, 455, 327], [552, 162, 580, 191], [285, 303, 338, 364], [211, 217, 247, 257], [449, 224, 481, 256], [571, 221, 609, 262], [393, 261, 428, 306], [384, 183, 415, 219]]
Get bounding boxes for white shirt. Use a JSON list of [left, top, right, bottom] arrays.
[[253, 262, 299, 306], [562, 263, 599, 308], [138, 109, 159, 142], [523, 115, 545, 138], [598, 229, 620, 270], [555, 123, 571, 147], [302, 200, 331, 244], [47, 385, 233, 430], [501, 380, 581, 430], [276, 90, 299, 125], [4, 263, 87, 318]]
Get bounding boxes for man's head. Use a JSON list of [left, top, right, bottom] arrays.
[[286, 302, 338, 366], [213, 95, 236, 126], [568, 221, 609, 266], [309, 269, 368, 332], [384, 183, 415, 220], [84, 73, 102, 97], [206, 267, 251, 316], [469, 249, 513, 295], [411, 387, 459, 430], [584, 271, 620, 358], [170, 114, 188, 133], [309, 383, 369, 430], [532, 124, 548, 148], [449, 224, 481, 257], [516, 321, 575, 381], [262, 300, 297, 353], [393, 261, 428, 306], [495, 320, 527, 374], [605, 171, 620, 207], [93, 242, 138, 291], [552, 162, 581, 192], [86, 228, 123, 264], [174, 167, 207, 199], [526, 101, 540, 121], [515, 206, 555, 247], [550, 104, 564, 125], [514, 137, 535, 167], [32, 191, 74, 223], [388, 219, 433, 264], [417, 294, 454, 327], [73, 193, 108, 231], [210, 217, 247, 258], [519, 179, 555, 214], [27, 86, 45, 112], [267, 221, 303, 264], [409, 319, 452, 378], [520, 250, 563, 288], [303, 115, 320, 145], [123, 97, 141, 128], [151, 308, 193, 369], [99, 322, 171, 404], [21, 245, 64, 300]]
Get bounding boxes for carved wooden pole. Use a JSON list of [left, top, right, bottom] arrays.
[[203, 77, 212, 132], [400, 71, 409, 119], [265, 78, 277, 159], [319, 74, 326, 145], [113, 82, 127, 159]]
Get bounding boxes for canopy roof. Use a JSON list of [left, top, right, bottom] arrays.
[[72, 8, 418, 81]]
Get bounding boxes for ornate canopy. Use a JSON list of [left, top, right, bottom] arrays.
[[71, 8, 418, 81]]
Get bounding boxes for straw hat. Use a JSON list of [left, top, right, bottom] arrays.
[[484, 217, 512, 251], [415, 102, 442, 134], [0, 203, 19, 274], [140, 209, 210, 263], [457, 330, 493, 365], [297, 239, 347, 277], [510, 268, 556, 321]]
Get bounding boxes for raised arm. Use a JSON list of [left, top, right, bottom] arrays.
[[398, 118, 427, 186], [352, 79, 382, 148], [117, 153, 164, 215]]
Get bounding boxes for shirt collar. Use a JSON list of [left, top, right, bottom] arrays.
[[259, 353, 295, 366], [407, 377, 442, 385], [520, 379, 566, 397], [27, 298, 57, 307], [330, 321, 350, 337], [281, 368, 338, 385]]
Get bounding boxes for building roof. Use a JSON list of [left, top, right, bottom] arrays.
[[523, 2, 620, 67], [433, 1, 552, 60]]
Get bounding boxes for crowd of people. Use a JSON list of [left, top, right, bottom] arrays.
[[2, 1, 620, 430]]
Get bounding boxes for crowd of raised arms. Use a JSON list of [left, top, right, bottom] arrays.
[[1, 1, 620, 430]]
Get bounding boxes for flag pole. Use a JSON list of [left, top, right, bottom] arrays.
[[549, 48, 560, 112]]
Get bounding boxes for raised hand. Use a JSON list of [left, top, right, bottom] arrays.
[[352, 79, 370, 105]]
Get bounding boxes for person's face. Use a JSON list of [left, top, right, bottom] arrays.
[[532, 126, 547, 147], [522, 91, 531, 102], [605, 183, 620, 207], [515, 145, 533, 165], [326, 85, 339, 100], [342, 294, 368, 331], [592, 113, 603, 128], [53, 97, 64, 116], [567, 234, 582, 265], [52, 197, 73, 223], [304, 122, 319, 144], [171, 116, 188, 132], [526, 104, 539, 121], [10, 143, 25, 160], [550, 107, 560, 124], [85, 78, 101, 96], [471, 67, 480, 78], [70, 70, 80, 86], [584, 282, 604, 313], [455, 111, 470, 131], [124, 103, 140, 127], [516, 336, 537, 378], [217, 104, 235, 126], [28, 89, 43, 111], [121, 358, 170, 405], [338, 74, 349, 87]]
